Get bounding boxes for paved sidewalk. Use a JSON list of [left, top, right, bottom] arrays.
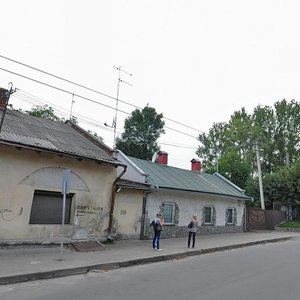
[[0, 230, 299, 285]]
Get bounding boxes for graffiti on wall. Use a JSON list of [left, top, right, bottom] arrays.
[[76, 205, 103, 216], [75, 205, 106, 237], [0, 207, 23, 222]]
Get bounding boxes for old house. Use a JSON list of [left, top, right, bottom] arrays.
[[0, 90, 125, 243], [113, 150, 151, 239], [115, 151, 253, 240]]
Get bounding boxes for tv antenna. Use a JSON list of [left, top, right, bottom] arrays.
[[112, 65, 133, 149]]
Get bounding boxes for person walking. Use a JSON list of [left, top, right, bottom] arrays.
[[187, 215, 198, 248], [152, 213, 164, 250]]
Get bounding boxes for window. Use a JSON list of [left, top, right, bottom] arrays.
[[227, 208, 233, 224], [29, 190, 73, 224], [203, 206, 213, 224], [226, 208, 236, 225], [163, 203, 175, 224]]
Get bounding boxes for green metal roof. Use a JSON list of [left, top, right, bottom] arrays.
[[129, 157, 252, 200]]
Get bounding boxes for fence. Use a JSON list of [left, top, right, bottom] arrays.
[[246, 208, 286, 231]]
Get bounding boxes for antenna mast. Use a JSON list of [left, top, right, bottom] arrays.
[[113, 65, 132, 149]]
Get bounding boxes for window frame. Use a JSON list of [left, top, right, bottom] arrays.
[[29, 190, 73, 225], [226, 207, 236, 226], [162, 202, 175, 225], [203, 206, 213, 225]]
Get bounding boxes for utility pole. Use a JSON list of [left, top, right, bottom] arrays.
[[69, 93, 75, 121], [112, 66, 132, 149], [255, 141, 265, 210], [0, 83, 15, 133]]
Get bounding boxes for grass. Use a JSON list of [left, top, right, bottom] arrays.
[[277, 221, 300, 228]]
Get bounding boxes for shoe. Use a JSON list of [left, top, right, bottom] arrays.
[[157, 249, 163, 251]]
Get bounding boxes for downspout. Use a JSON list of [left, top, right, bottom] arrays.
[[107, 164, 127, 242], [140, 185, 159, 239]]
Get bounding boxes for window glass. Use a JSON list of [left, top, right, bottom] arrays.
[[227, 208, 234, 224], [29, 190, 72, 224], [163, 203, 174, 223], [204, 206, 212, 224]]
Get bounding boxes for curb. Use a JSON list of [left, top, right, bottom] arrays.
[[0, 237, 291, 285]]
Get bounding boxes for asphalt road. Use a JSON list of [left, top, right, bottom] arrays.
[[1, 237, 300, 300]]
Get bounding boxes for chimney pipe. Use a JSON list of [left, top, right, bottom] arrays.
[[0, 88, 9, 110], [191, 158, 201, 172], [155, 151, 168, 165]]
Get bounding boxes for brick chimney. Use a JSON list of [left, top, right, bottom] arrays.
[[0, 88, 8, 110], [155, 151, 168, 165], [191, 158, 202, 172]]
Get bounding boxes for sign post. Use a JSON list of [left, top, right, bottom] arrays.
[[59, 169, 71, 261]]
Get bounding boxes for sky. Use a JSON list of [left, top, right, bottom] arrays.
[[1, 0, 300, 169]]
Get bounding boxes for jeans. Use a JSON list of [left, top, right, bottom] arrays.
[[188, 231, 196, 248], [152, 230, 161, 249]]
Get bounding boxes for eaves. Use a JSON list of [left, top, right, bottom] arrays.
[[0, 140, 125, 168], [158, 186, 253, 201]]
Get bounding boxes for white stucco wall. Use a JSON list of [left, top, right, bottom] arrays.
[[115, 151, 147, 183], [114, 189, 144, 238], [146, 189, 245, 227], [0, 145, 116, 242]]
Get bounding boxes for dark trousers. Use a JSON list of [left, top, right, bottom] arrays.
[[152, 230, 161, 249], [188, 231, 196, 248]]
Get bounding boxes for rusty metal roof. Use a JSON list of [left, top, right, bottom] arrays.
[[0, 109, 122, 166], [129, 157, 252, 200]]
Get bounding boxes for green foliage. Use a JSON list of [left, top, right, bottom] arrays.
[[24, 105, 103, 142], [277, 221, 300, 228], [196, 99, 300, 208], [115, 106, 165, 160], [26, 105, 62, 121], [87, 130, 103, 142]]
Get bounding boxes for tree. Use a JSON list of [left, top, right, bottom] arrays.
[[25, 105, 103, 142], [115, 106, 165, 160], [197, 108, 254, 188], [26, 105, 62, 121], [196, 99, 300, 210]]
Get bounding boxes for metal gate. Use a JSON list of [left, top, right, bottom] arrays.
[[246, 208, 286, 231]]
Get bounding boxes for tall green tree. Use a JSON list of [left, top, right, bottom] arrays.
[[196, 99, 300, 197], [115, 106, 165, 160], [274, 99, 300, 168]]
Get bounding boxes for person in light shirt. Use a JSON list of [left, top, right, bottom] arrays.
[[187, 215, 198, 248]]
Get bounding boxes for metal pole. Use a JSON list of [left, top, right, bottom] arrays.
[[112, 66, 132, 149], [59, 182, 66, 261], [113, 67, 121, 149], [256, 142, 265, 210]]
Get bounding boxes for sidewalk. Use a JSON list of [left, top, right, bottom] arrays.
[[0, 230, 299, 285]]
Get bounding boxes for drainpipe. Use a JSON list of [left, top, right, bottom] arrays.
[[107, 164, 127, 242], [140, 185, 159, 239]]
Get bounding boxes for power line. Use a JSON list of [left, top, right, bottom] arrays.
[[0, 67, 131, 115], [1, 67, 201, 141], [12, 89, 199, 149], [12, 90, 121, 133], [0, 54, 205, 134]]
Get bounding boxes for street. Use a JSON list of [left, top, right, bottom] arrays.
[[1, 237, 299, 300]]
